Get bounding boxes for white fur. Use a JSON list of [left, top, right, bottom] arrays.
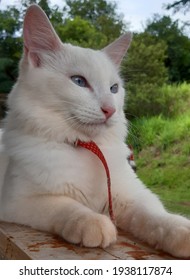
[[0, 5, 190, 257]]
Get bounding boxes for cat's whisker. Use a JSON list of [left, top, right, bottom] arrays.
[[61, 116, 83, 136], [60, 100, 92, 111], [127, 121, 142, 146]]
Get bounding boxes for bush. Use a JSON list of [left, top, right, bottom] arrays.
[[125, 82, 190, 119], [128, 109, 190, 151], [127, 111, 190, 216], [155, 83, 190, 118], [122, 32, 168, 118]]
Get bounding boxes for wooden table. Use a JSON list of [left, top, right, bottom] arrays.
[[0, 221, 176, 260]]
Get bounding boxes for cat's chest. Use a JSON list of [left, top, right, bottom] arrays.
[[27, 141, 125, 188], [46, 143, 127, 190], [49, 143, 127, 207], [9, 139, 128, 209]]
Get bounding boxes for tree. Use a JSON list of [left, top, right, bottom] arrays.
[[145, 15, 190, 83], [123, 33, 168, 118], [56, 16, 107, 48], [0, 7, 22, 93], [166, 0, 190, 13], [64, 0, 127, 43]]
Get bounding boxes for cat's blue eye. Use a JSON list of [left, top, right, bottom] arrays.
[[71, 75, 87, 87], [110, 83, 118, 94]]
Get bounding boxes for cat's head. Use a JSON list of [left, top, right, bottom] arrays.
[[8, 5, 132, 143]]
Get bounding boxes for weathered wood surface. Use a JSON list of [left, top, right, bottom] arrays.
[[0, 221, 176, 260]]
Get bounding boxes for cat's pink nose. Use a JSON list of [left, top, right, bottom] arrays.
[[101, 106, 116, 119]]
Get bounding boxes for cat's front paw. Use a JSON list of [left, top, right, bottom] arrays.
[[62, 213, 117, 248], [157, 215, 190, 258]]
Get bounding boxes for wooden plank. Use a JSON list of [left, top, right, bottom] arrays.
[[0, 223, 30, 260], [0, 221, 175, 260]]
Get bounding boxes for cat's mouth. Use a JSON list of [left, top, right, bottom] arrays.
[[69, 113, 108, 126], [67, 113, 113, 136], [75, 118, 107, 127]]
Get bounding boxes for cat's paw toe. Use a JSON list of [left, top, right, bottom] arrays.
[[81, 215, 117, 248], [62, 213, 117, 248]]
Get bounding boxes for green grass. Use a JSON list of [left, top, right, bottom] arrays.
[[128, 112, 190, 217], [157, 82, 190, 117]]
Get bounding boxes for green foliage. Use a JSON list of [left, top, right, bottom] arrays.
[[0, 7, 21, 35], [128, 99, 190, 215], [126, 82, 190, 119], [129, 83, 190, 150], [128, 83, 190, 146], [155, 83, 190, 117], [65, 0, 117, 20], [56, 16, 107, 48], [64, 0, 126, 43], [0, 7, 22, 93], [129, 112, 190, 151], [123, 33, 168, 118], [0, 58, 17, 93], [145, 15, 190, 83], [137, 143, 190, 216], [123, 16, 190, 118]]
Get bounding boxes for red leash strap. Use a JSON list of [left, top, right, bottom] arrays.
[[76, 140, 115, 222]]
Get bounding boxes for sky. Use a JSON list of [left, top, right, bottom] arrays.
[[0, 0, 189, 33]]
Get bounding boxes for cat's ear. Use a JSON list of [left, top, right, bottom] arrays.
[[103, 33, 132, 66], [23, 4, 62, 67]]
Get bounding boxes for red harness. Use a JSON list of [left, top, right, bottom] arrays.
[[75, 140, 115, 223]]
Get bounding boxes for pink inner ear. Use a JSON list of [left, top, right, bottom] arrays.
[[23, 5, 61, 66]]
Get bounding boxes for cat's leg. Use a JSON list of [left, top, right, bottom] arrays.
[[115, 177, 190, 258], [2, 195, 117, 248]]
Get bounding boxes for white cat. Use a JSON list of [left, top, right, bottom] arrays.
[[0, 4, 190, 258]]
